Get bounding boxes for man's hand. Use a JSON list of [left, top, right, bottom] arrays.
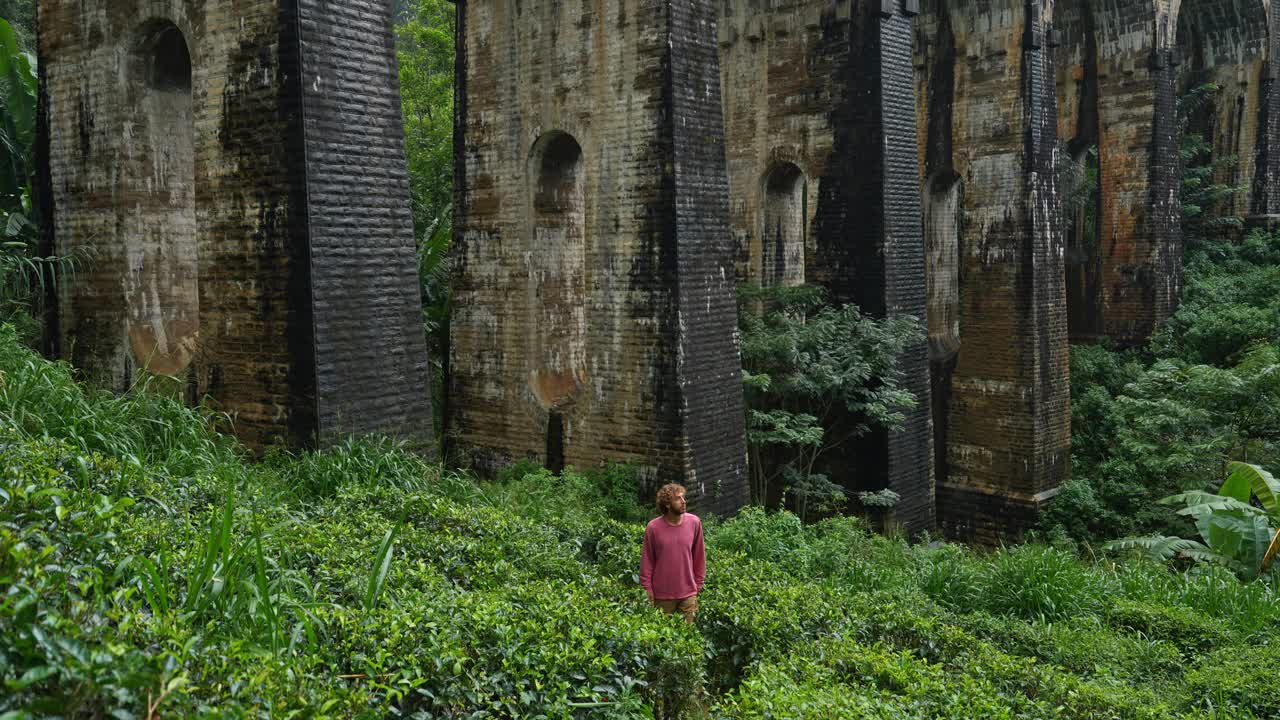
[[646, 590, 655, 605]]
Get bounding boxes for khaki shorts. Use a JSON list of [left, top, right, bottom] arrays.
[[653, 594, 698, 623]]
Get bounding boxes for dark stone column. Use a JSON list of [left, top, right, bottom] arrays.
[[294, 0, 435, 451], [665, 0, 749, 516], [811, 0, 934, 536]]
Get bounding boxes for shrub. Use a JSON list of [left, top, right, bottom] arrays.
[[1185, 644, 1280, 718]]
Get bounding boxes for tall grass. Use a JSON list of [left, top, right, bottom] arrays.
[[0, 325, 238, 476]]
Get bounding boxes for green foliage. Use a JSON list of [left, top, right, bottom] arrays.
[[0, 3, 34, 50], [981, 544, 1112, 621], [395, 0, 455, 437], [1179, 84, 1245, 246], [1154, 232, 1280, 366], [1184, 644, 1280, 718], [737, 284, 922, 518], [3, 326, 1278, 716], [1107, 462, 1280, 580], [0, 17, 47, 344], [1048, 228, 1280, 547]]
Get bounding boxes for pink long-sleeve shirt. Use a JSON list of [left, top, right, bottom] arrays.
[[639, 513, 705, 600]]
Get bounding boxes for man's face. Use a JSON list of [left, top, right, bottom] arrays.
[[669, 492, 686, 515]]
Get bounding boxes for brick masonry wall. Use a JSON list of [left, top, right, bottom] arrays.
[[40, 0, 316, 448], [718, 1, 843, 283], [1174, 0, 1268, 222], [1054, 0, 1179, 346], [40, 0, 430, 451], [1052, 0, 1268, 346], [296, 0, 434, 448], [914, 0, 1070, 543], [668, 0, 750, 515], [1254, 4, 1280, 216], [450, 0, 747, 513], [718, 0, 933, 534]]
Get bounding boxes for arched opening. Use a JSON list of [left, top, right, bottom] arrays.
[[1064, 145, 1102, 337], [144, 24, 193, 92], [123, 20, 198, 387], [923, 173, 961, 364], [1054, 0, 1106, 342], [761, 162, 806, 287], [526, 131, 587, 466], [1175, 0, 1269, 228]]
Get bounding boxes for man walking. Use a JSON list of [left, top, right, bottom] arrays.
[[639, 483, 705, 623]]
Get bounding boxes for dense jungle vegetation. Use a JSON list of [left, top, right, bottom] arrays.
[[2, 1, 1280, 717]]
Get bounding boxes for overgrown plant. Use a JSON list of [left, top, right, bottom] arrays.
[[0, 18, 86, 346], [1107, 462, 1280, 581], [737, 284, 920, 518], [0, 17, 41, 340], [397, 0, 455, 437], [5, 325, 1280, 718], [1178, 83, 1245, 246]]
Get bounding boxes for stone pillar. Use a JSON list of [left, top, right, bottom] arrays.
[[449, 0, 747, 514], [294, 0, 435, 447], [876, 0, 935, 534], [38, 0, 432, 451], [1250, 3, 1280, 221], [1053, 0, 1180, 347], [915, 0, 1070, 542], [716, 0, 933, 533]]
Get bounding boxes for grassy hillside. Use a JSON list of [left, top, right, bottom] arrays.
[[1, 325, 1277, 719]]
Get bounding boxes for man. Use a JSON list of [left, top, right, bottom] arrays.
[[639, 483, 705, 623]]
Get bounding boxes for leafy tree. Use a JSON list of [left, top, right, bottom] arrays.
[[0, 17, 49, 344], [395, 0, 455, 433], [1048, 341, 1280, 545], [1178, 83, 1244, 246], [397, 0, 454, 244], [737, 284, 921, 521]]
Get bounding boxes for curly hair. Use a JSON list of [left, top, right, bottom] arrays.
[[655, 483, 687, 515]]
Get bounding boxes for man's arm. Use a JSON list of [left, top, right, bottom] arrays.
[[692, 519, 706, 593], [639, 524, 655, 600]]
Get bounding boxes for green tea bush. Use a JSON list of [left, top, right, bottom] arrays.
[[1, 326, 1275, 717], [1184, 643, 1280, 718]]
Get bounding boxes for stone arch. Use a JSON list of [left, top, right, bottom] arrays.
[[760, 161, 806, 287], [526, 130, 588, 418], [1053, 0, 1183, 345], [1054, 0, 1106, 341], [923, 172, 961, 365], [122, 18, 198, 382], [1174, 0, 1269, 220]]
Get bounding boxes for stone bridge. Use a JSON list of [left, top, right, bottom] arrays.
[[449, 0, 1278, 537], [39, 0, 1279, 538]]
